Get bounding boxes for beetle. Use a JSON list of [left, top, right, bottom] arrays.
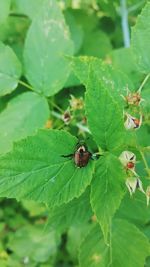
[[62, 142, 92, 168]]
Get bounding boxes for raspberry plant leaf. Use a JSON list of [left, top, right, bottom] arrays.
[[0, 92, 49, 154], [0, 130, 94, 206], [47, 189, 93, 233], [0, 0, 11, 24], [116, 192, 150, 225], [131, 2, 150, 73], [85, 68, 125, 151], [0, 42, 22, 96], [71, 56, 134, 95], [13, 0, 43, 19], [23, 0, 74, 96], [91, 154, 126, 242], [79, 220, 150, 267]]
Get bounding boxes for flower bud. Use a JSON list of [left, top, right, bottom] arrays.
[[69, 95, 84, 110], [119, 151, 136, 171], [124, 113, 142, 130], [62, 110, 72, 125], [146, 186, 150, 206], [126, 177, 145, 196]]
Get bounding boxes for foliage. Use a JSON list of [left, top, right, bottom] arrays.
[[0, 0, 149, 266]]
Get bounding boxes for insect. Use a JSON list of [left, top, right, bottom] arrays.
[[62, 142, 92, 168]]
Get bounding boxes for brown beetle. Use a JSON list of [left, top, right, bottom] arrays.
[[62, 143, 92, 168]]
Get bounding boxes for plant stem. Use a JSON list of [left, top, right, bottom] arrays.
[[120, 0, 130, 47], [49, 100, 64, 113], [51, 111, 90, 133], [128, 0, 145, 13], [138, 73, 150, 93], [139, 150, 150, 177], [19, 80, 34, 91]]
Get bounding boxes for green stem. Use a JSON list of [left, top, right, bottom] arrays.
[[51, 110, 90, 133], [120, 0, 130, 47], [128, 0, 145, 13], [138, 73, 150, 93], [19, 80, 34, 91], [49, 100, 64, 113], [139, 150, 150, 177]]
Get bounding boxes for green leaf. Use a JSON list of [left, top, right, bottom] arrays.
[[72, 56, 134, 94], [0, 0, 11, 24], [12, 0, 43, 19], [80, 30, 112, 58], [116, 191, 150, 225], [47, 189, 93, 232], [79, 220, 150, 267], [91, 154, 125, 242], [0, 130, 94, 206], [0, 92, 49, 154], [85, 66, 125, 150], [0, 42, 22, 96], [64, 10, 84, 54], [131, 2, 150, 73], [8, 225, 60, 263], [23, 0, 74, 97]]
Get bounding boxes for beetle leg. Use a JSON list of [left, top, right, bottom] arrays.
[[61, 153, 74, 158]]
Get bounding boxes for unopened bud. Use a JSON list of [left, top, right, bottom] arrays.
[[124, 113, 142, 130], [146, 186, 150, 206]]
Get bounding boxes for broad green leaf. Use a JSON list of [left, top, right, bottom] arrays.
[[0, 0, 11, 24], [116, 192, 150, 225], [0, 92, 49, 154], [47, 189, 93, 232], [24, 0, 74, 96], [131, 2, 150, 73], [72, 56, 134, 100], [12, 0, 43, 19], [85, 67, 125, 150], [91, 154, 125, 242], [110, 47, 143, 88], [80, 30, 112, 58], [0, 42, 22, 96], [64, 10, 84, 54], [8, 225, 60, 263], [67, 224, 91, 262], [0, 130, 94, 206], [79, 220, 150, 267]]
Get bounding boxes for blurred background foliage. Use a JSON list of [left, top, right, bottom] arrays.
[[0, 0, 149, 266]]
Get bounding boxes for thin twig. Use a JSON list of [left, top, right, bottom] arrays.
[[139, 150, 150, 177], [51, 111, 90, 134], [128, 0, 145, 13], [120, 0, 130, 47], [138, 73, 150, 93], [19, 80, 34, 91]]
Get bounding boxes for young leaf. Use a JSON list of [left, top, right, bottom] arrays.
[[90, 154, 125, 242], [0, 0, 11, 24], [23, 0, 74, 96], [0, 130, 94, 206], [47, 189, 93, 233], [0, 92, 49, 154], [79, 220, 150, 267], [72, 56, 134, 95], [0, 42, 22, 96], [131, 2, 150, 73], [85, 68, 125, 150]]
